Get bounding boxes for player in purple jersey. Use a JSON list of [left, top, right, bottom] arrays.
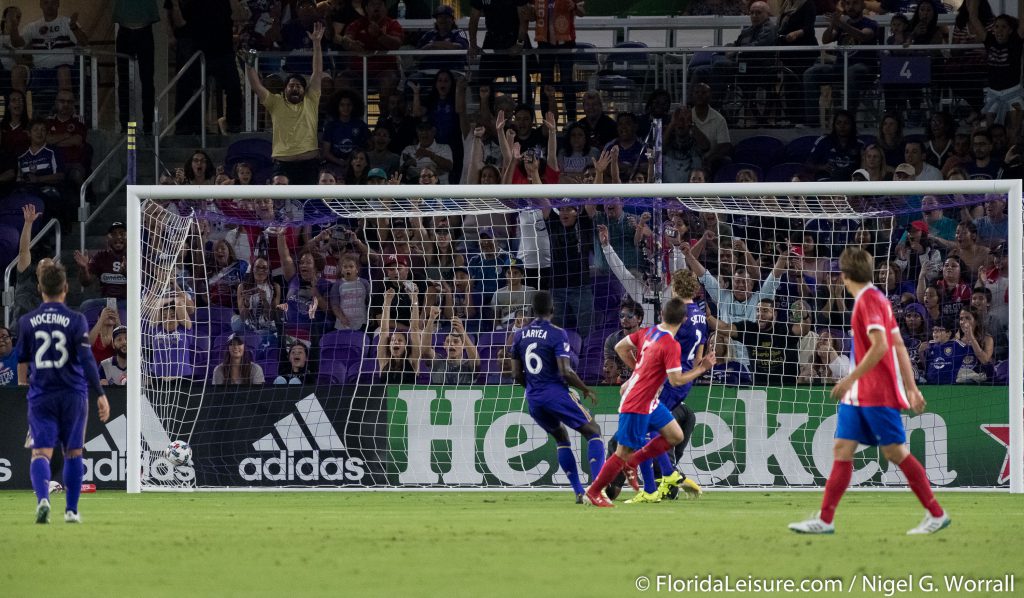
[[511, 291, 605, 503], [17, 261, 109, 524]]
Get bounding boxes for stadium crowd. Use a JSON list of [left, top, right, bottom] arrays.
[[0, 0, 1019, 390]]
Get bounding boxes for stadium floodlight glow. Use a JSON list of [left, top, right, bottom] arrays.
[[126, 181, 1022, 494]]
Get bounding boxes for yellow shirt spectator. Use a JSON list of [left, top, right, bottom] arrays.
[[263, 89, 322, 159]]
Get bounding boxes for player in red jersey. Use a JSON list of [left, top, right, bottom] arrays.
[[790, 248, 950, 535], [583, 298, 715, 507]]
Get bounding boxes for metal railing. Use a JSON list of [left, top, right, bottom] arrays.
[[80, 135, 128, 252], [154, 51, 207, 180], [3, 217, 62, 328]]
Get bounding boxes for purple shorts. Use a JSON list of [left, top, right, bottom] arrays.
[[28, 392, 88, 450], [527, 393, 593, 435]]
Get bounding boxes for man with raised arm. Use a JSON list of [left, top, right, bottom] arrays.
[[512, 291, 604, 503], [18, 260, 109, 524], [246, 21, 325, 185], [789, 247, 949, 535]]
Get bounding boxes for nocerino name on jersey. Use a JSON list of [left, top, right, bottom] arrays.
[[239, 451, 365, 482]]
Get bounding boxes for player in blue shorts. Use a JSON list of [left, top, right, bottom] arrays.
[[512, 291, 604, 503], [18, 260, 109, 524]]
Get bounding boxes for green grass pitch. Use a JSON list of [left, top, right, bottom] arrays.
[[3, 490, 1021, 597]]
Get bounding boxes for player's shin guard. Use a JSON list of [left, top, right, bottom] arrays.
[[820, 460, 853, 525], [63, 456, 84, 514], [586, 437, 605, 480], [30, 457, 51, 503], [898, 455, 944, 518], [556, 445, 585, 495], [590, 454, 626, 494], [639, 459, 658, 493], [626, 436, 673, 468]]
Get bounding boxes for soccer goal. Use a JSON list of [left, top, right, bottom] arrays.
[[125, 181, 1022, 494]]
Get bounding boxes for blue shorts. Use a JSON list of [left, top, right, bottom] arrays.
[[835, 404, 906, 447], [527, 393, 592, 435], [28, 392, 89, 450], [616, 403, 675, 450]]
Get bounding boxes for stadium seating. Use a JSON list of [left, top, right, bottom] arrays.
[[732, 136, 785, 171], [784, 135, 821, 163]]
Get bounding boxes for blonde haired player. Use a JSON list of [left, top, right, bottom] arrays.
[[789, 248, 949, 535]]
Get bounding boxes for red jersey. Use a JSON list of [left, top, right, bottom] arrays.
[[844, 285, 909, 409], [618, 326, 682, 414], [344, 17, 403, 72]]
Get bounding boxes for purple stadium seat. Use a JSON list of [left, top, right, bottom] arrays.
[[224, 138, 274, 183], [858, 134, 877, 148], [566, 330, 583, 356], [993, 360, 1008, 384], [766, 162, 806, 182], [714, 162, 763, 183], [577, 342, 605, 385], [320, 330, 368, 364], [732, 135, 784, 171], [784, 135, 820, 163], [318, 360, 348, 385], [82, 303, 104, 329]]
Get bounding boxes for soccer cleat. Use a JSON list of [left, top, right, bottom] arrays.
[[624, 490, 662, 504], [656, 471, 684, 499], [64, 510, 81, 524], [35, 498, 50, 524], [583, 486, 614, 508], [907, 512, 951, 535], [575, 493, 584, 505], [624, 465, 640, 492], [788, 512, 835, 534], [681, 477, 704, 499]]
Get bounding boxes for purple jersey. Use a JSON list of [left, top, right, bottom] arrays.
[[661, 301, 708, 410], [17, 302, 103, 400], [513, 319, 573, 403]]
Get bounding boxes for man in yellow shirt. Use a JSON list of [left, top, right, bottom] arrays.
[[245, 22, 326, 185]]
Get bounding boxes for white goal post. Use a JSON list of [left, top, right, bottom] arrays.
[[125, 180, 1023, 494]]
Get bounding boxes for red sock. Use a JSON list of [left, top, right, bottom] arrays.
[[590, 454, 625, 494], [626, 436, 673, 468], [898, 455, 944, 517], [820, 460, 853, 524]]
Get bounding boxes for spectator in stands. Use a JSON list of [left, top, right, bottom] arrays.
[[73, 221, 127, 313], [426, 316, 479, 384], [797, 331, 851, 384], [0, 89, 30, 161], [0, 325, 17, 386], [802, 0, 878, 128], [345, 150, 370, 185], [468, 228, 510, 303], [464, 116, 503, 184], [1, 7, 29, 93], [321, 88, 370, 172], [10, 205, 46, 330], [149, 293, 195, 379], [689, 83, 732, 171], [775, 0, 818, 82], [692, 1, 777, 103], [919, 321, 965, 384], [940, 133, 972, 176], [876, 113, 905, 168], [816, 263, 852, 328], [704, 333, 753, 385], [963, 130, 1004, 180], [919, 195, 957, 250], [570, 91, 618, 150], [979, 241, 1009, 322], [957, 306, 994, 370], [601, 357, 623, 385], [45, 89, 87, 186], [635, 89, 672, 140], [338, 0, 402, 106], [904, 141, 943, 181], [412, 71, 465, 182], [449, 266, 479, 322], [974, 196, 1008, 245], [416, 4, 469, 74], [895, 220, 941, 286], [901, 302, 931, 355], [546, 202, 595, 338], [557, 122, 599, 179], [246, 22, 325, 185], [603, 113, 648, 182], [274, 341, 315, 384], [206, 239, 249, 309], [370, 255, 416, 330], [96, 325, 127, 386], [590, 200, 640, 274], [860, 144, 892, 182], [603, 297, 643, 378], [21, 0, 86, 93], [367, 127, 401, 175], [183, 150, 214, 185], [949, 220, 990, 273], [18, 118, 72, 229], [775, 246, 817, 321], [277, 232, 330, 343], [233, 256, 280, 341], [807, 110, 863, 180], [376, 93, 418, 154], [376, 289, 424, 384], [971, 286, 1008, 360], [969, 2, 1024, 140], [682, 239, 785, 325], [895, 162, 916, 186], [491, 259, 535, 329], [531, 0, 584, 121], [213, 334, 266, 385], [113, 0, 158, 133], [330, 254, 370, 331], [469, 0, 531, 99], [921, 256, 972, 328], [718, 298, 796, 385], [400, 120, 453, 183], [662, 105, 704, 184], [925, 112, 956, 169], [789, 298, 819, 376]]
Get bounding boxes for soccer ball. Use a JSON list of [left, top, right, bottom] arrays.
[[165, 440, 192, 465], [48, 480, 64, 494]]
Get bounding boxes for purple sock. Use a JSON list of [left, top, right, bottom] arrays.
[[587, 437, 605, 481], [639, 459, 658, 493], [655, 452, 675, 478], [63, 456, 84, 514], [556, 445, 584, 495], [30, 457, 50, 503]]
